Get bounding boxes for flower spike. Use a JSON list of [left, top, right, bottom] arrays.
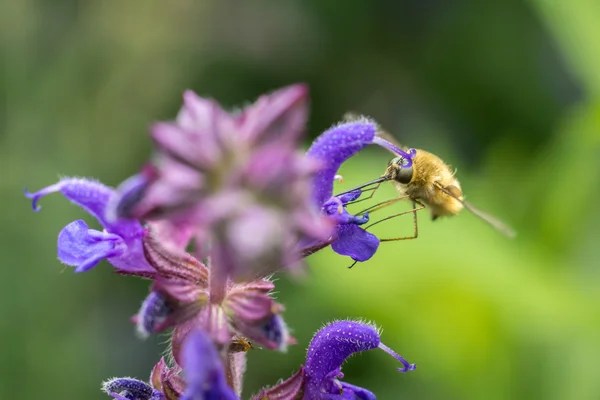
[[107, 84, 330, 281]]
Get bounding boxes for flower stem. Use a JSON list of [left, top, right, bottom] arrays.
[[298, 240, 333, 259], [224, 351, 247, 397], [209, 255, 228, 304]]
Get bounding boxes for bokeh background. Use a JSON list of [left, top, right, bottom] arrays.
[[3, 1, 600, 399]]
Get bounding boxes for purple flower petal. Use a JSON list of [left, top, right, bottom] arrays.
[[102, 377, 156, 400], [57, 220, 124, 272], [135, 291, 173, 339], [106, 172, 151, 222], [27, 178, 155, 274], [331, 224, 379, 262], [58, 220, 153, 274], [307, 121, 377, 206], [107, 394, 132, 400], [108, 233, 156, 274], [180, 330, 239, 400], [323, 198, 369, 226], [336, 189, 362, 205], [305, 321, 380, 384], [303, 320, 415, 400], [337, 382, 377, 400], [108, 391, 165, 400], [25, 178, 141, 238]]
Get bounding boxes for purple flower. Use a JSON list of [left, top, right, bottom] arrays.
[[102, 377, 164, 400], [24, 178, 154, 274], [180, 329, 239, 400], [302, 120, 380, 262], [135, 291, 173, 339], [304, 320, 415, 399], [102, 374, 171, 400], [256, 320, 416, 399], [102, 358, 185, 400], [307, 119, 377, 207], [108, 84, 331, 282]]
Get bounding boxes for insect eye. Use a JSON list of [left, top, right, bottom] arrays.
[[396, 165, 413, 184], [395, 157, 409, 167]]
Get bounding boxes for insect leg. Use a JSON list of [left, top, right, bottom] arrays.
[[367, 200, 426, 242], [347, 199, 424, 269]]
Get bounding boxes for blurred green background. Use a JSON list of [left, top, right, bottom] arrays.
[[3, 1, 600, 399]]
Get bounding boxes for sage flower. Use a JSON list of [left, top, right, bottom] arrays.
[[256, 319, 416, 399], [25, 178, 154, 274], [301, 120, 379, 262]]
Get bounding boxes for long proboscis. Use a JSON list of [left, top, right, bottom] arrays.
[[334, 176, 391, 198], [436, 184, 516, 238]]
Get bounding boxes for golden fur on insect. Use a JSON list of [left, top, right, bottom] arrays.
[[386, 149, 464, 220]]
